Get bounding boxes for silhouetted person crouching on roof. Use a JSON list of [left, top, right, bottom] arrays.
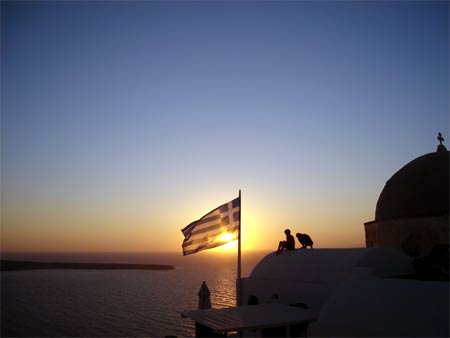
[[296, 233, 313, 249], [276, 229, 295, 255]]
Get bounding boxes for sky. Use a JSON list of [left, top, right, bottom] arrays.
[[1, 1, 448, 254]]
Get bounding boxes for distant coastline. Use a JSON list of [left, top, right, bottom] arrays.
[[0, 260, 175, 271]]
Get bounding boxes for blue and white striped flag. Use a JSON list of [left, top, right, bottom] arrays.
[[181, 197, 240, 256]]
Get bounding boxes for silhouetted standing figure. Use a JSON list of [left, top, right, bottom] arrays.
[[276, 229, 295, 255], [196, 281, 213, 337], [198, 281, 211, 309], [296, 233, 313, 249]]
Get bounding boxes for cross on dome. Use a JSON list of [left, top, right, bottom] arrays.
[[437, 132, 444, 146]]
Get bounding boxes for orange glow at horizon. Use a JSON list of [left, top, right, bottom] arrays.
[[1, 195, 366, 253]]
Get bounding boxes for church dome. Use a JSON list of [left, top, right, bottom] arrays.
[[375, 146, 449, 221]]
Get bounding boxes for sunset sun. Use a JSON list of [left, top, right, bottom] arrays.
[[209, 232, 238, 252], [219, 233, 235, 243]]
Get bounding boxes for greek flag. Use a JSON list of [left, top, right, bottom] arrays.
[[181, 197, 240, 256]]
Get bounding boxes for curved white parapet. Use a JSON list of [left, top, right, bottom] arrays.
[[249, 248, 412, 282], [249, 248, 366, 282]]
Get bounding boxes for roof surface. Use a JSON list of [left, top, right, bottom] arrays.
[[181, 303, 317, 332]]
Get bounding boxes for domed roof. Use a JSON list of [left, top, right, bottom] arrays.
[[249, 248, 413, 282], [249, 249, 365, 283], [375, 146, 449, 221]]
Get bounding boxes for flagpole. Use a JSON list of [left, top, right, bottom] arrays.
[[237, 189, 242, 306]]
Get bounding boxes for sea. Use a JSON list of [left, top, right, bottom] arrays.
[[1, 251, 268, 337]]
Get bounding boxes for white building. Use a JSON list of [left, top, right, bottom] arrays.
[[183, 137, 449, 337], [241, 248, 448, 337]]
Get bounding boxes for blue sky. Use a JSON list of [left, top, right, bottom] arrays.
[[2, 1, 448, 252]]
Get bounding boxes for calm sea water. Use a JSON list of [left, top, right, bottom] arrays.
[[1, 251, 268, 337]]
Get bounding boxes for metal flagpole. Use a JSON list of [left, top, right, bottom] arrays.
[[237, 189, 242, 306]]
